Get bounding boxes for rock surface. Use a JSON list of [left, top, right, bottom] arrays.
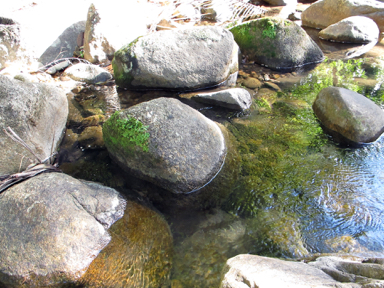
[[302, 0, 384, 31], [220, 254, 359, 288], [230, 17, 324, 70], [313, 86, 384, 144], [64, 63, 112, 84], [112, 26, 239, 90], [80, 200, 173, 288], [103, 97, 226, 194], [0, 172, 126, 287], [319, 16, 379, 43], [0, 75, 68, 175], [0, 17, 20, 70], [192, 88, 252, 110]]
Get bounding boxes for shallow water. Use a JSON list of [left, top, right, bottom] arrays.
[[59, 38, 384, 287]]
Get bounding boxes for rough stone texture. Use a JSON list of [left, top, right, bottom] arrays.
[[0, 173, 126, 287], [80, 200, 173, 288], [192, 88, 252, 110], [112, 26, 239, 91], [313, 86, 384, 144], [243, 77, 262, 89], [103, 97, 226, 194], [220, 254, 360, 288], [0, 75, 68, 175], [263, 0, 298, 6], [39, 21, 85, 65], [64, 63, 112, 84], [0, 18, 20, 70], [230, 17, 324, 70], [302, 0, 384, 31], [83, 3, 153, 64], [319, 16, 380, 43]]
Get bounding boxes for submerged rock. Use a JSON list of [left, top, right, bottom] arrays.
[[0, 75, 68, 175], [80, 200, 173, 288], [0, 173, 126, 287], [313, 87, 384, 144], [103, 97, 226, 194], [192, 88, 252, 111], [112, 26, 239, 90], [230, 17, 324, 70], [64, 63, 112, 84], [302, 0, 384, 31], [319, 16, 379, 44]]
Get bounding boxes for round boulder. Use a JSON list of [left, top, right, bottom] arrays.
[[0, 75, 68, 175], [103, 97, 226, 194], [230, 17, 324, 70], [302, 0, 384, 31], [0, 173, 126, 287], [319, 16, 380, 43], [64, 63, 113, 84], [313, 86, 384, 144], [112, 26, 239, 91]]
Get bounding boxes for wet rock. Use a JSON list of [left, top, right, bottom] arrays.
[[313, 86, 384, 144], [192, 88, 252, 110], [77, 126, 104, 149], [243, 77, 262, 89], [302, 0, 384, 31], [0, 75, 68, 175], [0, 17, 20, 70], [264, 81, 282, 91], [319, 16, 379, 44], [230, 17, 324, 70], [220, 254, 359, 288], [112, 26, 239, 91], [64, 63, 112, 84], [0, 173, 126, 287], [39, 21, 85, 65], [103, 97, 226, 194], [80, 200, 173, 288], [263, 0, 297, 6]]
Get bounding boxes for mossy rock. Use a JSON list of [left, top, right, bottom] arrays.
[[230, 17, 324, 70]]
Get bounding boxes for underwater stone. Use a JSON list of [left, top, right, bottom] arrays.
[[313, 86, 384, 144]]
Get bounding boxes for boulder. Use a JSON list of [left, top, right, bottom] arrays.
[[230, 17, 324, 70], [80, 200, 173, 288], [313, 86, 384, 144], [39, 21, 86, 65], [112, 26, 239, 91], [64, 63, 112, 84], [220, 254, 360, 288], [103, 97, 226, 194], [0, 75, 68, 175], [83, 3, 157, 64], [0, 17, 20, 69], [319, 16, 380, 43], [192, 88, 252, 110], [302, 0, 384, 31], [0, 172, 126, 287]]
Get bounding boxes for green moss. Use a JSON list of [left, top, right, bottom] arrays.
[[103, 111, 149, 155], [262, 19, 277, 39]]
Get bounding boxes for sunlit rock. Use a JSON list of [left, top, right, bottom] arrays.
[[319, 16, 379, 44], [0, 173, 126, 287], [302, 0, 384, 31], [313, 86, 384, 144], [64, 63, 112, 84], [0, 75, 68, 175], [230, 17, 324, 70], [112, 26, 239, 90]]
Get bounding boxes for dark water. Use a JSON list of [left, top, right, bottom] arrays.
[[59, 35, 384, 287]]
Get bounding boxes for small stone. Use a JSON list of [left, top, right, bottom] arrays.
[[264, 82, 281, 92], [243, 77, 262, 89]]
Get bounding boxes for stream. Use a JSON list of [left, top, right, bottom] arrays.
[[59, 30, 384, 287]]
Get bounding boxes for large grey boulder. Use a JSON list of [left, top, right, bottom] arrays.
[[112, 26, 239, 90], [318, 16, 380, 43], [103, 97, 226, 194], [0, 75, 68, 175], [313, 87, 384, 144], [0, 17, 20, 70], [230, 17, 324, 70], [64, 63, 112, 84], [0, 172, 126, 287], [302, 0, 384, 31], [220, 254, 359, 288], [192, 88, 252, 111]]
